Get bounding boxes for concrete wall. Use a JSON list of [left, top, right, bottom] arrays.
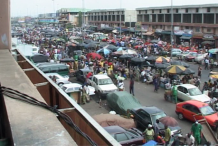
[[125, 10, 137, 22], [0, 0, 11, 50]]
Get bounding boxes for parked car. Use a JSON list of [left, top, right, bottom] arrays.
[[185, 52, 198, 62], [176, 51, 190, 60], [75, 69, 92, 83], [104, 126, 145, 146], [171, 48, 182, 57], [175, 84, 211, 103], [88, 74, 118, 98], [130, 106, 181, 135], [38, 63, 69, 76], [176, 100, 218, 130], [61, 83, 95, 96], [45, 73, 70, 87], [107, 91, 142, 115], [195, 53, 208, 64]]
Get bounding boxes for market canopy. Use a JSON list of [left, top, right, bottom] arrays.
[[170, 61, 190, 68], [131, 57, 145, 63], [156, 56, 170, 63], [202, 41, 214, 45], [209, 48, 218, 54], [180, 68, 195, 75], [165, 65, 186, 74], [97, 48, 111, 55], [155, 63, 171, 69], [146, 55, 157, 61]]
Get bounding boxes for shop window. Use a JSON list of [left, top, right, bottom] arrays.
[[207, 28, 211, 32]]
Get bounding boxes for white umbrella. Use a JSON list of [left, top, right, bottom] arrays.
[[126, 49, 137, 55]]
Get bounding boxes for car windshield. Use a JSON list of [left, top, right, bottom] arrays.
[[200, 106, 215, 116], [188, 88, 202, 96], [151, 112, 167, 124], [98, 78, 113, 85], [190, 53, 197, 56]]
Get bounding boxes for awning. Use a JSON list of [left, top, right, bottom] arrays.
[[142, 32, 154, 36], [192, 32, 203, 39], [203, 34, 215, 41], [180, 36, 191, 40], [160, 31, 171, 35]]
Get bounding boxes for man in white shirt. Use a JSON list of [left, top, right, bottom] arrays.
[[118, 80, 124, 91], [84, 84, 90, 102], [185, 133, 195, 146]]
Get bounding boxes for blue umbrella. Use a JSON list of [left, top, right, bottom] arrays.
[[97, 48, 111, 55], [117, 47, 123, 51]]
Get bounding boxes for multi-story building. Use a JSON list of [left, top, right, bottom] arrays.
[[56, 8, 90, 26], [38, 13, 58, 23], [136, 4, 218, 46], [87, 9, 137, 31]]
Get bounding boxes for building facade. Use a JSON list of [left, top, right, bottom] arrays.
[[136, 4, 218, 46], [56, 8, 90, 26], [87, 9, 137, 30]]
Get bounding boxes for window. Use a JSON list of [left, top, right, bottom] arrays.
[[176, 9, 179, 13], [159, 9, 162, 13], [186, 9, 188, 13], [145, 10, 147, 13], [152, 10, 154, 13], [115, 133, 128, 142], [183, 104, 192, 111], [167, 9, 170, 13], [207, 28, 211, 32], [196, 8, 199, 13], [207, 8, 210, 12], [139, 10, 141, 14], [183, 88, 188, 94], [195, 27, 200, 32], [192, 106, 201, 114], [200, 106, 215, 116], [188, 88, 202, 96], [177, 86, 184, 92], [137, 110, 147, 119]]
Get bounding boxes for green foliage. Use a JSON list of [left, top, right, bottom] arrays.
[[78, 11, 82, 27]]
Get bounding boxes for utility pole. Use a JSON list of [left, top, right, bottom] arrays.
[[129, 15, 131, 35], [170, 0, 173, 59], [119, 0, 122, 37]]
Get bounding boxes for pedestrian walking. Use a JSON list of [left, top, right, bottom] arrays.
[[204, 58, 209, 70], [129, 77, 134, 96], [185, 133, 195, 146], [143, 124, 154, 142], [164, 125, 171, 146], [153, 76, 159, 92], [198, 65, 202, 78], [191, 121, 202, 145]]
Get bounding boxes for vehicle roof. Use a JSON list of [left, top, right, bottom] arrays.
[[177, 84, 197, 89], [45, 73, 61, 76], [39, 63, 68, 68], [93, 74, 110, 79], [135, 106, 163, 115], [104, 126, 125, 134], [179, 100, 208, 108], [62, 83, 82, 88]]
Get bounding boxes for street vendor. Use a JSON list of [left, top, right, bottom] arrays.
[[143, 124, 154, 142]]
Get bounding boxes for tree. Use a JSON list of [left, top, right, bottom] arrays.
[[78, 11, 82, 27]]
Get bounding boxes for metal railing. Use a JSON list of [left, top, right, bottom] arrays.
[[15, 49, 120, 146]]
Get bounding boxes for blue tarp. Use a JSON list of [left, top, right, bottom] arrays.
[[143, 140, 157, 146]]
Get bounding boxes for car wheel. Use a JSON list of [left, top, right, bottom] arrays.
[[178, 113, 184, 120], [58, 83, 64, 88]]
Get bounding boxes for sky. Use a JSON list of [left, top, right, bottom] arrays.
[[11, 0, 218, 17]]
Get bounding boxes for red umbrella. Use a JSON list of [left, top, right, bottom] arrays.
[[87, 53, 103, 60], [159, 116, 178, 127]]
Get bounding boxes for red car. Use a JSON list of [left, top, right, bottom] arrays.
[[185, 52, 198, 62], [104, 126, 145, 146], [176, 100, 218, 130]]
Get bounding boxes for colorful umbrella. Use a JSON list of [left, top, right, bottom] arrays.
[[165, 65, 186, 74], [87, 53, 103, 60], [210, 75, 218, 79], [117, 47, 123, 51], [156, 56, 170, 63], [159, 116, 179, 127], [104, 45, 118, 52], [97, 48, 111, 55], [180, 68, 195, 75]]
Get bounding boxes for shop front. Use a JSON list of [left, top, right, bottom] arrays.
[[180, 33, 192, 47], [174, 30, 184, 45], [142, 31, 154, 41], [202, 34, 215, 48], [192, 32, 204, 48]]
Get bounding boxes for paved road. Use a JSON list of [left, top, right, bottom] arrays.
[[83, 59, 218, 135]]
